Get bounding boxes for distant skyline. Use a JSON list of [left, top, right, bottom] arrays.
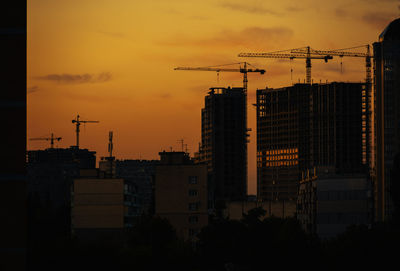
[[27, 0, 399, 194]]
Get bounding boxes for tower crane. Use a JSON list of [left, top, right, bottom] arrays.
[[174, 62, 265, 95], [238, 47, 333, 84], [30, 133, 62, 149], [174, 62, 266, 146], [291, 45, 373, 88], [72, 114, 99, 148], [291, 45, 373, 166]]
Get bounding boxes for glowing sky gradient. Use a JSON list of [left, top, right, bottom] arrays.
[[28, 0, 399, 194]]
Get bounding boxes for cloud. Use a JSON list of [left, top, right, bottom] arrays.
[[27, 86, 39, 94], [335, 8, 347, 18], [160, 93, 172, 99], [159, 26, 294, 50], [362, 11, 398, 30], [36, 72, 112, 84], [219, 2, 280, 15], [286, 6, 303, 12]]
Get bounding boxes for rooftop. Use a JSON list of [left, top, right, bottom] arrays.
[[379, 18, 400, 42]]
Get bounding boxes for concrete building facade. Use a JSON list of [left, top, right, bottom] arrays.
[[99, 158, 158, 215], [155, 151, 208, 240], [256, 83, 367, 213], [72, 176, 138, 229], [27, 147, 97, 247], [297, 167, 372, 239], [198, 87, 248, 205], [373, 18, 400, 221]]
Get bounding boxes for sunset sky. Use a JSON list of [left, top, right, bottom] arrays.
[[28, 0, 399, 194]]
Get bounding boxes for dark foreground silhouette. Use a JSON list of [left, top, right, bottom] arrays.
[[27, 207, 400, 271]]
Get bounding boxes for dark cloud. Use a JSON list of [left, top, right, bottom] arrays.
[[219, 2, 280, 15], [362, 11, 398, 30], [335, 8, 347, 18], [27, 86, 39, 94], [286, 6, 303, 12], [36, 72, 112, 84], [160, 93, 172, 99], [160, 26, 294, 50]]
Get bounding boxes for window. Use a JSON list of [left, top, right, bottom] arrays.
[[188, 216, 198, 224], [189, 189, 198, 197], [189, 203, 198, 211], [188, 176, 198, 184], [189, 228, 199, 237]]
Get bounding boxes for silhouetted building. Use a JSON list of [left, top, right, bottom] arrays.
[[256, 84, 310, 204], [198, 87, 247, 205], [373, 18, 400, 221], [99, 156, 116, 177], [1, 3, 26, 269], [103, 159, 159, 215], [256, 83, 367, 209], [27, 147, 96, 249], [155, 151, 208, 241], [28, 146, 96, 168], [297, 167, 372, 239]]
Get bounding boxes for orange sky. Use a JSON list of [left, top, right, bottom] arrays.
[[27, 0, 399, 194]]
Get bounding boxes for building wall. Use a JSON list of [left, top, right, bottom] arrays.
[[373, 18, 400, 221], [72, 178, 125, 229], [297, 170, 372, 239], [312, 83, 365, 173], [200, 87, 247, 202], [316, 176, 371, 239], [113, 159, 158, 215], [155, 153, 208, 240], [257, 83, 365, 203], [28, 147, 96, 169], [257, 84, 313, 201]]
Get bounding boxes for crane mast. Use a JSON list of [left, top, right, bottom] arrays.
[[72, 114, 99, 148]]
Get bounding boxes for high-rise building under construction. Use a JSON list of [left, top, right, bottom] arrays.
[[256, 82, 367, 202], [373, 18, 400, 221], [198, 87, 247, 204]]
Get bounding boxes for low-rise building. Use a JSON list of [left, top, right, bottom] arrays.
[[72, 169, 139, 242], [99, 158, 158, 215], [155, 151, 208, 241], [27, 147, 97, 246], [297, 167, 372, 239]]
